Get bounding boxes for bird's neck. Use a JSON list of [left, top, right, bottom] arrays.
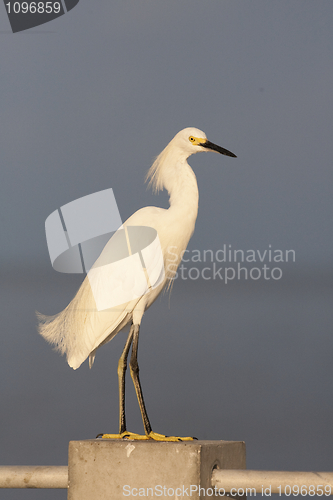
[[156, 148, 200, 279], [163, 149, 199, 221]]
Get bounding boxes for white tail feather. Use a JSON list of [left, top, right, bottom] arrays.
[[37, 276, 98, 370]]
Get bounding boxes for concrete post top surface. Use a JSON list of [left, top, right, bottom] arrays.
[[70, 438, 244, 447]]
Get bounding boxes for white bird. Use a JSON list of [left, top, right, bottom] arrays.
[[38, 127, 236, 441]]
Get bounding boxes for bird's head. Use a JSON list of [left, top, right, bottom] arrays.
[[173, 127, 237, 158], [146, 127, 236, 192]]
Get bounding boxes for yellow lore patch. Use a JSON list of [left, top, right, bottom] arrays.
[[188, 136, 206, 146]]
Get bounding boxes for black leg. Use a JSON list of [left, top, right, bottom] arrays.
[[129, 324, 152, 435], [117, 325, 134, 434]]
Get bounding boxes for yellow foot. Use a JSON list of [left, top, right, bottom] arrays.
[[98, 431, 149, 440], [97, 431, 196, 442], [147, 431, 195, 442]]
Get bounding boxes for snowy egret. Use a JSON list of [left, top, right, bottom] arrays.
[[38, 127, 236, 441]]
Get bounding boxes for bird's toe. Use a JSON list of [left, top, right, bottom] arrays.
[[148, 431, 195, 442]]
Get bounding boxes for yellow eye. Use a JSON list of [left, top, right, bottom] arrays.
[[189, 136, 195, 142]]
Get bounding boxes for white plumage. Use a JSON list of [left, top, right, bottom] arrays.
[[38, 127, 236, 440]]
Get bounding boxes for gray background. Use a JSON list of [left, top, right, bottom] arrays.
[[0, 1, 332, 498]]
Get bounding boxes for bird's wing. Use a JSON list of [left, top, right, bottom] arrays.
[[38, 206, 168, 370]]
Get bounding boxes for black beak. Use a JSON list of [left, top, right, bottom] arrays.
[[200, 140, 237, 158]]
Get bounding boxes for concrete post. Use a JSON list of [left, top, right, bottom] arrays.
[[68, 439, 245, 500]]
